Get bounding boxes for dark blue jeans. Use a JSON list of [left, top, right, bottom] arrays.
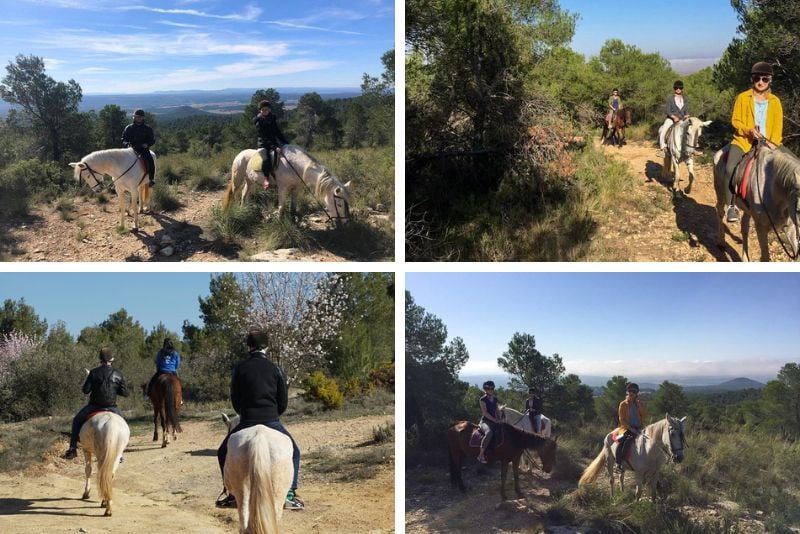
[[217, 419, 300, 491], [69, 404, 123, 449]]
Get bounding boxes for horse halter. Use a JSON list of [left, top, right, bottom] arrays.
[[663, 420, 686, 460], [78, 162, 105, 193], [331, 190, 351, 223], [681, 120, 701, 155]]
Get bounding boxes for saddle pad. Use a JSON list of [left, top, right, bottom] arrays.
[[85, 409, 109, 423], [738, 153, 757, 200], [469, 428, 483, 448]]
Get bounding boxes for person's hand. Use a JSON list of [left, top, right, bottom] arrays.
[[748, 127, 762, 141], [275, 146, 282, 153]]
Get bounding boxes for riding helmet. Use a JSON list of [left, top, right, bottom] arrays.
[[99, 347, 114, 362], [482, 380, 495, 390], [528, 386, 536, 394], [133, 109, 145, 117], [163, 338, 174, 351], [258, 100, 271, 109], [751, 61, 773, 76], [626, 382, 640, 393], [673, 80, 684, 89]]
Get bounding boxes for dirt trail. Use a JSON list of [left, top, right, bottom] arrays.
[[590, 139, 791, 261], [0, 187, 388, 262], [0, 414, 394, 533]]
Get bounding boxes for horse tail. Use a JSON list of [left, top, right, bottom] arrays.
[[249, 432, 279, 534], [163, 376, 181, 434], [578, 445, 607, 486], [97, 414, 128, 504]]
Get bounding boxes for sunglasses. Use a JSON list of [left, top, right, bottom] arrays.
[[484, 387, 494, 391], [752, 76, 772, 83], [673, 87, 683, 90], [627, 390, 638, 394]]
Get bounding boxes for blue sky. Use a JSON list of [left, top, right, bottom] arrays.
[[558, 0, 741, 73], [0, 272, 219, 337], [407, 273, 800, 382], [0, 0, 394, 93]]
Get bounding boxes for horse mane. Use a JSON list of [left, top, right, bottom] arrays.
[[501, 422, 548, 448], [767, 149, 800, 189], [643, 417, 669, 440], [84, 147, 132, 161]]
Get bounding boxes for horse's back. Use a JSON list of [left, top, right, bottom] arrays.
[[225, 425, 293, 497], [80, 411, 130, 450]]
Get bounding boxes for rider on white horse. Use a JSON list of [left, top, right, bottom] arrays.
[[253, 100, 289, 187], [64, 348, 129, 460], [121, 109, 156, 187], [614, 382, 648, 471], [525, 387, 543, 434], [657, 81, 689, 157], [216, 327, 304, 511]]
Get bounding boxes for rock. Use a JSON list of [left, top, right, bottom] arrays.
[[250, 248, 301, 262], [148, 245, 158, 254], [160, 246, 174, 257], [79, 528, 88, 533], [160, 234, 174, 245]]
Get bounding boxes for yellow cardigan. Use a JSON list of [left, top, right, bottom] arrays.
[[731, 89, 783, 152], [616, 398, 647, 434]]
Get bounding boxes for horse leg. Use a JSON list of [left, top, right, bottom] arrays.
[[132, 190, 140, 231], [161, 406, 169, 447], [82, 450, 92, 499], [500, 461, 508, 501], [240, 180, 249, 207], [741, 213, 751, 262], [755, 221, 771, 262], [685, 158, 695, 194], [672, 158, 681, 195], [606, 452, 615, 498], [512, 457, 522, 498], [152, 406, 159, 442]]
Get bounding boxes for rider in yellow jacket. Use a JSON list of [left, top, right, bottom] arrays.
[[724, 61, 783, 222], [614, 383, 647, 470]]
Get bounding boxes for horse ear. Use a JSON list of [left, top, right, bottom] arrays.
[[343, 180, 352, 189], [221, 413, 230, 424], [679, 416, 687, 423], [702, 120, 712, 127], [665, 412, 671, 420], [68, 162, 83, 168]]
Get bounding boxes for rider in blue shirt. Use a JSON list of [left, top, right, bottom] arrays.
[[145, 339, 181, 398]]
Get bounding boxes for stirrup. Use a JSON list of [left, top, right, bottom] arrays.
[[726, 205, 739, 223]]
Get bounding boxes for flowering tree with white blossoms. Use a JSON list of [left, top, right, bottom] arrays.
[[0, 331, 41, 386], [242, 273, 349, 386]]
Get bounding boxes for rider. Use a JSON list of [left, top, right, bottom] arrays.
[[253, 100, 289, 187], [63, 348, 129, 460], [606, 88, 623, 129], [477, 380, 501, 464], [614, 382, 647, 471], [145, 338, 181, 400], [121, 109, 156, 187], [723, 61, 784, 223], [525, 387, 543, 434], [657, 81, 689, 157], [215, 327, 304, 510]]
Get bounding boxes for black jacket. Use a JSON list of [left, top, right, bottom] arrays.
[[121, 122, 155, 150], [252, 114, 288, 149], [230, 349, 288, 423], [83, 364, 129, 407]]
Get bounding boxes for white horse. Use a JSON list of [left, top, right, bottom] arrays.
[[69, 148, 155, 231], [222, 145, 352, 225], [221, 414, 294, 534], [500, 406, 551, 437], [661, 117, 712, 196], [78, 411, 130, 516], [578, 414, 686, 499]]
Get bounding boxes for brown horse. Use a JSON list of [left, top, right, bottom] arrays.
[[603, 108, 633, 147], [148, 373, 182, 447], [447, 421, 558, 500]]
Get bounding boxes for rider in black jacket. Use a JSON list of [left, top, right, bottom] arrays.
[[215, 327, 304, 510], [63, 348, 129, 460], [252, 100, 289, 183], [121, 109, 156, 186]]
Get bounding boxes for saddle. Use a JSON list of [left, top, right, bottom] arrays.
[[720, 147, 759, 201], [84, 408, 113, 424], [611, 430, 635, 468], [469, 424, 504, 450]]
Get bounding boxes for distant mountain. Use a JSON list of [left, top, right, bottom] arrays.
[[684, 377, 765, 394], [157, 105, 214, 120], [0, 87, 361, 117]]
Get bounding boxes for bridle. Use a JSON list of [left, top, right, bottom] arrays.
[[77, 154, 145, 193], [661, 419, 686, 460], [752, 142, 800, 260], [681, 119, 702, 156]]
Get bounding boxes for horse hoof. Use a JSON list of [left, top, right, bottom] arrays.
[[82, 492, 90, 500], [100, 500, 107, 507], [104, 509, 112, 517], [162, 442, 167, 448]]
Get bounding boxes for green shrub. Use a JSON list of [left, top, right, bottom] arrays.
[[151, 182, 182, 212], [304, 371, 344, 409], [368, 361, 395, 391], [372, 422, 394, 444]]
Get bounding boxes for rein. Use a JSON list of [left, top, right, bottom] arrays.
[[278, 152, 348, 224], [79, 155, 146, 193], [752, 144, 799, 260]]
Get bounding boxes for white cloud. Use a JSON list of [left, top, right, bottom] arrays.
[[670, 57, 719, 75], [43, 57, 65, 69], [265, 20, 364, 36], [562, 357, 785, 380], [118, 4, 262, 21], [154, 20, 203, 29], [78, 67, 110, 73]]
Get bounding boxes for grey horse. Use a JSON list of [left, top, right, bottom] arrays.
[[713, 144, 800, 261], [662, 117, 712, 196]]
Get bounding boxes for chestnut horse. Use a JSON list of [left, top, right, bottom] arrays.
[[447, 421, 558, 500], [603, 108, 632, 147], [148, 373, 182, 447]]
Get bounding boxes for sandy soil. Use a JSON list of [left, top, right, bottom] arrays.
[[0, 187, 390, 262], [590, 139, 793, 261], [0, 414, 394, 533]]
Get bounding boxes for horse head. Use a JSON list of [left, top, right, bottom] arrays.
[[664, 413, 686, 464], [320, 170, 352, 225], [537, 435, 558, 473], [683, 117, 712, 157], [69, 161, 104, 193]]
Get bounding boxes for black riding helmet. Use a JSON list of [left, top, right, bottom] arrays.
[[528, 386, 536, 394], [482, 380, 495, 390], [133, 109, 145, 117], [751, 61, 773, 76], [626, 382, 640, 394], [673, 80, 684, 90], [163, 338, 174, 351]]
